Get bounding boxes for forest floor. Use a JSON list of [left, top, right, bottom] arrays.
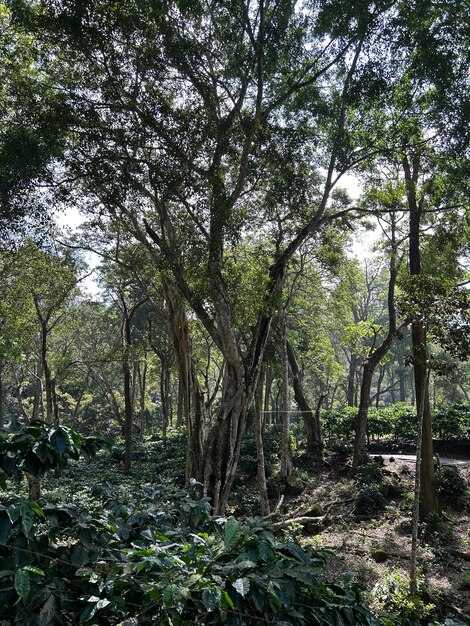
[[273, 456, 470, 622]]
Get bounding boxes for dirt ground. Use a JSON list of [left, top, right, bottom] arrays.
[[279, 458, 470, 622]]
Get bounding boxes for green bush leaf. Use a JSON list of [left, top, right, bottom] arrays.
[[38, 594, 57, 626], [0, 510, 12, 544], [14, 568, 30, 599], [20, 502, 35, 536], [50, 431, 67, 456], [233, 577, 250, 597], [224, 518, 241, 551], [202, 587, 221, 611]]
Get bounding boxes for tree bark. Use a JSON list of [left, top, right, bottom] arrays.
[[351, 217, 401, 473], [279, 316, 292, 479], [0, 357, 4, 429], [286, 338, 322, 447], [346, 353, 357, 407], [403, 153, 438, 519], [254, 366, 270, 516]]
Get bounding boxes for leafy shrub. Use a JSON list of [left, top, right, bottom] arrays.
[[354, 484, 386, 516], [356, 463, 384, 488], [420, 511, 454, 546], [354, 463, 386, 516], [436, 466, 467, 500], [0, 483, 382, 625], [0, 423, 381, 625], [433, 403, 470, 440], [371, 570, 435, 625]]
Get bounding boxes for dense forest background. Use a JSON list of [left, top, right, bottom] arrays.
[[0, 0, 469, 624]]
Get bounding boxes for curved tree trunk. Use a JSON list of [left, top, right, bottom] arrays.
[[286, 339, 322, 447], [351, 215, 401, 474]]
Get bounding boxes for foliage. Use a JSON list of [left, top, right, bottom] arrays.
[[436, 466, 467, 501], [323, 402, 470, 443], [0, 419, 111, 488], [238, 423, 283, 479], [433, 403, 470, 440], [0, 421, 385, 624], [420, 512, 454, 547], [0, 481, 383, 625], [354, 463, 386, 516], [371, 570, 436, 626]]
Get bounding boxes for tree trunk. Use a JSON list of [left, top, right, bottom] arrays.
[[254, 366, 270, 516], [264, 363, 272, 426], [403, 153, 438, 519], [375, 365, 385, 408], [139, 361, 147, 436], [202, 367, 249, 514], [51, 378, 59, 425], [352, 363, 374, 471], [122, 308, 133, 472], [11, 366, 28, 423], [286, 339, 322, 447], [280, 317, 292, 479], [347, 354, 357, 407], [26, 474, 41, 501], [351, 219, 400, 474], [31, 358, 43, 421], [40, 320, 53, 422], [160, 366, 169, 443], [0, 357, 4, 429]]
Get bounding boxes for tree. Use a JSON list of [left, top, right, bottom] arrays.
[[5, 0, 468, 512]]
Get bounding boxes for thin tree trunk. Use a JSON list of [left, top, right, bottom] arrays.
[[347, 354, 357, 407], [351, 220, 401, 474], [410, 373, 426, 594], [40, 320, 53, 422], [122, 304, 133, 472], [11, 366, 28, 422], [264, 363, 272, 426], [0, 357, 4, 429], [51, 379, 59, 425], [254, 366, 270, 516], [286, 339, 322, 447], [403, 153, 438, 519], [31, 358, 43, 421], [375, 365, 385, 408], [160, 366, 169, 444], [280, 317, 292, 479]]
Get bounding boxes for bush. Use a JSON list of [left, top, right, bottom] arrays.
[[436, 466, 467, 500], [0, 482, 382, 625], [354, 484, 386, 516], [354, 463, 386, 516], [371, 570, 435, 625], [420, 511, 454, 546], [356, 462, 384, 488], [433, 403, 470, 440]]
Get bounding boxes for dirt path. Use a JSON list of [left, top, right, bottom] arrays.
[[377, 453, 470, 468]]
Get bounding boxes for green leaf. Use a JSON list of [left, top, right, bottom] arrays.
[[224, 518, 241, 551], [221, 590, 234, 609], [50, 431, 67, 455], [80, 598, 110, 622], [38, 594, 57, 626], [0, 510, 12, 544], [233, 577, 250, 597], [20, 502, 35, 536], [14, 568, 30, 599], [25, 501, 45, 518], [202, 587, 221, 611]]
